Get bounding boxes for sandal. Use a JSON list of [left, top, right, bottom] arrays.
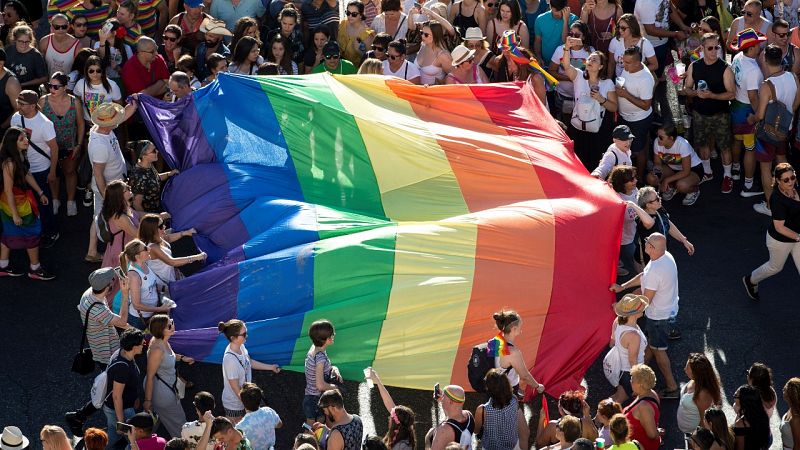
[[84, 254, 102, 263]]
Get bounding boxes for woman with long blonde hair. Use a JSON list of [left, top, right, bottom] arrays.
[[40, 426, 72, 450]]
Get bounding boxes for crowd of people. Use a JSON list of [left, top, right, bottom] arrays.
[[0, 0, 799, 447]]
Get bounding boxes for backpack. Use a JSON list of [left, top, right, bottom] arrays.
[[571, 94, 605, 133], [757, 79, 793, 145], [602, 345, 623, 387], [90, 359, 128, 409], [95, 213, 113, 243], [467, 341, 495, 393]]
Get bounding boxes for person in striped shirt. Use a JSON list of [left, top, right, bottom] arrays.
[[136, 0, 169, 38], [116, 0, 144, 47], [67, 0, 113, 41], [47, 0, 83, 20]]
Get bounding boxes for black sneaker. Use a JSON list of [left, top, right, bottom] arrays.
[[0, 265, 23, 277], [82, 190, 93, 207], [28, 266, 55, 281], [64, 411, 85, 437], [41, 233, 60, 249], [742, 275, 760, 301]]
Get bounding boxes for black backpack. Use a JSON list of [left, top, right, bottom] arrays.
[[467, 341, 495, 392]]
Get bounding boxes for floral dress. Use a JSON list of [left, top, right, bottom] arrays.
[[129, 164, 161, 213], [41, 96, 78, 154]]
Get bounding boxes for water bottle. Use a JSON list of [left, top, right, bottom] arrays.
[[596, 438, 606, 449], [697, 79, 708, 91]]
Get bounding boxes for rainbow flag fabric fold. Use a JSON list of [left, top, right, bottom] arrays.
[[138, 73, 622, 393]]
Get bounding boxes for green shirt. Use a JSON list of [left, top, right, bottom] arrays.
[[311, 59, 357, 75]]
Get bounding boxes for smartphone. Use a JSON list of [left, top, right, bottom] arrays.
[[114, 266, 126, 279], [101, 21, 114, 35], [115, 422, 132, 434], [433, 382, 442, 400], [414, 1, 422, 7], [302, 423, 314, 432]]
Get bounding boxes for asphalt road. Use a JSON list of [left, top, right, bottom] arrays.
[[1, 159, 799, 450]]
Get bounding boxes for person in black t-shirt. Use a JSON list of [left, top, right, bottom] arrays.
[[743, 163, 800, 301], [634, 186, 695, 264], [102, 328, 145, 449]]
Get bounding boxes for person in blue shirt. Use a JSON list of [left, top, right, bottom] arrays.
[[534, 0, 576, 64]]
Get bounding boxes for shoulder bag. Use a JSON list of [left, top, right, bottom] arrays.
[[20, 115, 51, 161], [72, 301, 102, 375], [757, 78, 793, 145]]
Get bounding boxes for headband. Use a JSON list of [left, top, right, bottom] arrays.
[[443, 387, 465, 403]]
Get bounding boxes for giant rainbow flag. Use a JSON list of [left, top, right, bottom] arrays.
[[139, 73, 623, 393]]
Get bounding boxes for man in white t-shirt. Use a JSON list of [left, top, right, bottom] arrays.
[[11, 90, 59, 246], [84, 100, 138, 262], [610, 232, 680, 399], [616, 46, 655, 186]]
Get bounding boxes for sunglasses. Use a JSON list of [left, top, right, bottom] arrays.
[[53, 24, 69, 30], [781, 174, 797, 183], [388, 54, 402, 60], [168, 319, 175, 329], [745, 11, 754, 16], [775, 32, 789, 38], [421, 31, 431, 37], [372, 45, 384, 51], [162, 35, 178, 42], [706, 45, 720, 51], [346, 11, 360, 17], [48, 83, 63, 90], [74, 22, 88, 27], [237, 331, 248, 338], [618, 25, 629, 31], [486, 2, 495, 6], [569, 32, 582, 38], [88, 68, 102, 74], [158, 222, 166, 229], [324, 54, 340, 59]]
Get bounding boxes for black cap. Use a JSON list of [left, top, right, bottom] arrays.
[[612, 124, 635, 141], [323, 41, 340, 57], [126, 412, 154, 429], [571, 438, 594, 450]]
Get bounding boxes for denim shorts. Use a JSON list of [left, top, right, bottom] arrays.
[[303, 394, 322, 421], [645, 317, 669, 350]]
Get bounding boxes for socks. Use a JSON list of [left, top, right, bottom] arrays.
[[0, 259, 8, 268], [30, 263, 40, 271], [745, 177, 754, 189], [723, 164, 732, 177], [733, 163, 741, 171], [702, 159, 712, 173]]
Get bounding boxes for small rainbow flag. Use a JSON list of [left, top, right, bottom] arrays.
[[498, 30, 559, 89], [490, 333, 511, 357], [687, 46, 702, 62]]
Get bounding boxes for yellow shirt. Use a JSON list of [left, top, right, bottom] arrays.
[[337, 20, 375, 68]]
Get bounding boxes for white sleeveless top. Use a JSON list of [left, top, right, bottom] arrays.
[[768, 72, 798, 130], [614, 323, 646, 372], [147, 241, 176, 288], [44, 37, 79, 76], [128, 263, 160, 319]]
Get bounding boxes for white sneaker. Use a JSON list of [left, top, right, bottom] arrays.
[[66, 201, 77, 217], [753, 201, 772, 216], [682, 190, 700, 206], [52, 199, 61, 215]]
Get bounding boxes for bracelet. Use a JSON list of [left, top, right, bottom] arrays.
[[38, 191, 44, 197], [600, 98, 607, 105]]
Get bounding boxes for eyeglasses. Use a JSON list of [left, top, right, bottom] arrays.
[[745, 11, 754, 16], [162, 35, 178, 42], [618, 25, 629, 31], [388, 54, 402, 60], [88, 68, 102, 74], [706, 45, 720, 51], [48, 83, 63, 90], [139, 49, 156, 54], [781, 174, 797, 183], [648, 195, 661, 203], [16, 39, 31, 45], [324, 54, 340, 59], [346, 11, 360, 17], [53, 24, 69, 30], [371, 45, 384, 52], [459, 57, 474, 65], [776, 32, 789, 38], [421, 31, 431, 37]]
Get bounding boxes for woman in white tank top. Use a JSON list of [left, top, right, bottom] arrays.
[[609, 294, 648, 404], [39, 14, 81, 76], [137, 214, 207, 293], [492, 310, 545, 396], [120, 239, 173, 330]]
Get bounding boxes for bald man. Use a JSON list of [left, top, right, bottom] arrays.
[[429, 385, 474, 450], [610, 232, 680, 398]]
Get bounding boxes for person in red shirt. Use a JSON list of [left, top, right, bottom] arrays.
[[121, 36, 169, 98]]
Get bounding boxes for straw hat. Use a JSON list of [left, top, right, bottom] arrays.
[[91, 102, 126, 128], [451, 44, 476, 66], [200, 18, 233, 37], [613, 294, 649, 317]]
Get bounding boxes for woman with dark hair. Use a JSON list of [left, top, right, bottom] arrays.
[[368, 369, 416, 450], [39, 71, 85, 217], [100, 179, 140, 270], [607, 414, 635, 450], [7, 23, 48, 90], [371, 0, 409, 42], [536, 390, 598, 447], [71, 14, 92, 50], [383, 39, 421, 83], [781, 378, 800, 450], [608, 294, 648, 404], [580, 0, 622, 56], [449, 0, 488, 38], [144, 314, 193, 438], [704, 407, 735, 450], [677, 353, 722, 433], [94, 19, 133, 83], [485, 0, 529, 51], [129, 140, 177, 213], [73, 55, 122, 124], [202, 53, 228, 85], [413, 20, 453, 84], [218, 319, 281, 423], [120, 238, 172, 329], [549, 20, 595, 122], [231, 16, 259, 54], [560, 45, 616, 167], [596, 399, 623, 444], [648, 122, 703, 206], [138, 213, 204, 292], [228, 36, 264, 75], [699, 16, 726, 59], [607, 14, 657, 78], [746, 363, 778, 417], [304, 27, 330, 73], [732, 384, 771, 450], [743, 163, 800, 301], [67, 48, 97, 92], [475, 368, 528, 450], [0, 127, 53, 279], [159, 24, 184, 73], [367, 32, 392, 60], [463, 27, 496, 81], [339, 0, 376, 67], [0, 1, 30, 45], [609, 166, 652, 276], [266, 34, 298, 75], [491, 309, 545, 397]]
